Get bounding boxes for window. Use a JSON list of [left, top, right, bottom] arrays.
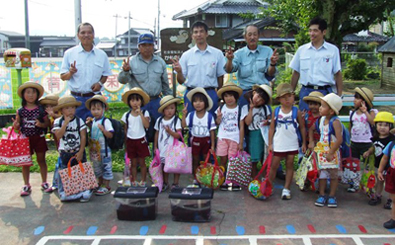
[[388, 57, 393, 68], [215, 15, 229, 28]]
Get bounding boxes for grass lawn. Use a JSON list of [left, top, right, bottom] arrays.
[[0, 78, 382, 173]]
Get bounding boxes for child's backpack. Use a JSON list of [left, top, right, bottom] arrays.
[[102, 117, 125, 151], [188, 111, 214, 144], [125, 109, 155, 143], [274, 106, 302, 146], [385, 140, 395, 169], [315, 116, 351, 158]]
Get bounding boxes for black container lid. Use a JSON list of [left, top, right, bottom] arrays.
[[169, 187, 214, 200], [114, 186, 159, 198]]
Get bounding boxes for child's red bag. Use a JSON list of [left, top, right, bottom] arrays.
[[0, 127, 33, 167]]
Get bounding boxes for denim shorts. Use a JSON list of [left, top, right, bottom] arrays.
[[92, 147, 113, 180]]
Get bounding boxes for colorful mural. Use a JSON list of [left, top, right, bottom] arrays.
[[0, 59, 238, 110]]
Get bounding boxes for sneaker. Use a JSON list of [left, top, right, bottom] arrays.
[[220, 183, 229, 191], [315, 195, 327, 207], [171, 184, 180, 190], [192, 180, 201, 187], [20, 185, 31, 197], [162, 183, 169, 192], [384, 219, 395, 229], [281, 188, 291, 200], [80, 190, 93, 203], [123, 179, 131, 187], [384, 199, 392, 210], [138, 181, 147, 187], [327, 196, 338, 208], [368, 195, 382, 206], [347, 187, 357, 193], [231, 185, 242, 191], [41, 182, 53, 193], [51, 185, 58, 191], [95, 186, 111, 196], [117, 179, 123, 185], [131, 181, 138, 187]]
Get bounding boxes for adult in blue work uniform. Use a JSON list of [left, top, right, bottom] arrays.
[[172, 21, 226, 115], [60, 22, 112, 121], [118, 33, 172, 122], [290, 17, 343, 112], [225, 24, 279, 108]]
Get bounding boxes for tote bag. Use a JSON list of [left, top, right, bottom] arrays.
[[0, 127, 32, 167]]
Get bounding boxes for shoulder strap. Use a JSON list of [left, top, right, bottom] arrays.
[[157, 116, 164, 129], [188, 111, 195, 129], [274, 106, 280, 128], [388, 141, 395, 166], [207, 112, 213, 131], [237, 105, 242, 128], [315, 116, 322, 134], [126, 110, 131, 129], [349, 110, 356, 128]]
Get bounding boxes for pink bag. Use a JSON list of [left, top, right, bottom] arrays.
[[0, 127, 33, 167], [164, 133, 192, 174], [59, 157, 98, 196], [149, 149, 163, 192]]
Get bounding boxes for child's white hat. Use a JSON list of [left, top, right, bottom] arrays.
[[186, 87, 213, 111], [252, 84, 272, 104], [320, 93, 343, 115]]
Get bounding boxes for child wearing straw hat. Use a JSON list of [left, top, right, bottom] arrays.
[[181, 87, 217, 186], [52, 95, 92, 202], [268, 83, 306, 200], [216, 82, 248, 191], [85, 95, 114, 196], [12, 81, 52, 196], [39, 93, 61, 191], [348, 87, 377, 193], [308, 93, 343, 208], [303, 91, 324, 145], [154, 95, 182, 191], [121, 88, 151, 187], [243, 84, 272, 178]]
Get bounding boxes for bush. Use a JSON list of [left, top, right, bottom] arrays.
[[344, 58, 367, 80]]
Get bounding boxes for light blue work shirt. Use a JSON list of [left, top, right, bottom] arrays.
[[118, 53, 172, 97], [228, 45, 273, 90], [179, 45, 226, 88], [289, 41, 341, 86], [60, 43, 112, 93]]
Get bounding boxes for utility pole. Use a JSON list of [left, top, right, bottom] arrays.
[[24, 0, 30, 50], [157, 0, 160, 49], [127, 12, 132, 56], [113, 14, 122, 58], [74, 0, 82, 43]]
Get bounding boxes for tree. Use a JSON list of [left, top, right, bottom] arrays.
[[260, 0, 395, 48]]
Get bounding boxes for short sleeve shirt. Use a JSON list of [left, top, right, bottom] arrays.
[[289, 41, 341, 86], [154, 116, 182, 158], [229, 45, 273, 90], [373, 135, 395, 169], [91, 117, 114, 149], [18, 106, 47, 137], [242, 104, 271, 131], [52, 116, 86, 152], [216, 105, 247, 143], [179, 45, 226, 88], [121, 110, 150, 139], [185, 111, 217, 138]]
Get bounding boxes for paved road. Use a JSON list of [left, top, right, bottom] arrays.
[[1, 172, 395, 245]]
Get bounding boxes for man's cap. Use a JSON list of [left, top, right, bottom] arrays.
[[138, 33, 154, 45]]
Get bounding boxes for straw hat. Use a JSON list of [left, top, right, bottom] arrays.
[[217, 82, 243, 98], [54, 95, 82, 111], [303, 91, 324, 103], [275, 83, 294, 98], [85, 94, 109, 111], [320, 93, 343, 115], [39, 94, 59, 106], [186, 87, 213, 111], [158, 95, 181, 113], [17, 81, 44, 99], [122, 88, 150, 106], [354, 87, 374, 108], [252, 84, 272, 104]]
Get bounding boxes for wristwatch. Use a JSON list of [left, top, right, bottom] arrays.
[[98, 81, 104, 87]]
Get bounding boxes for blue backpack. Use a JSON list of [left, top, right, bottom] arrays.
[[315, 116, 351, 158], [274, 106, 302, 146]]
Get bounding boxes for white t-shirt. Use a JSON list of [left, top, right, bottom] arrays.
[[154, 116, 182, 158], [273, 108, 299, 152], [91, 117, 114, 149], [185, 111, 217, 138], [216, 104, 247, 143], [242, 104, 272, 131], [121, 110, 150, 139], [52, 116, 86, 152]]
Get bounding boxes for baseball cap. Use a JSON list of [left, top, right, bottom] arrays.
[[138, 33, 154, 45]]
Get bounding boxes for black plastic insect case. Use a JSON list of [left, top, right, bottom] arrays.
[[169, 187, 214, 222], [114, 187, 159, 221]]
